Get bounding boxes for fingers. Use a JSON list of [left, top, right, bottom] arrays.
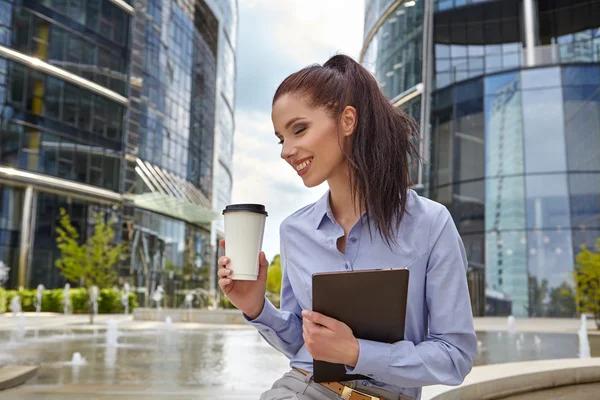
[[219, 239, 226, 250], [257, 252, 269, 281], [218, 269, 233, 291], [217, 266, 232, 279], [218, 276, 232, 292], [259, 251, 268, 268], [218, 255, 232, 291], [302, 310, 337, 330], [218, 255, 230, 268]]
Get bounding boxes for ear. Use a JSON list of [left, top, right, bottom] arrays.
[[340, 106, 357, 137]]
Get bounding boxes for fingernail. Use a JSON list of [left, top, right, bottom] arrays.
[[302, 310, 312, 318]]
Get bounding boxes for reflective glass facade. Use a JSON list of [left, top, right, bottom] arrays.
[[0, 0, 130, 290], [205, 0, 238, 257], [123, 0, 235, 301], [0, 0, 237, 300], [434, 0, 600, 89], [362, 0, 424, 99], [364, 0, 600, 317]]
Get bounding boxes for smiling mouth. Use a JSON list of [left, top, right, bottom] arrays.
[[295, 158, 313, 172]]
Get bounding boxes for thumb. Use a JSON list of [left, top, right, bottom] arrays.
[[258, 252, 269, 281]]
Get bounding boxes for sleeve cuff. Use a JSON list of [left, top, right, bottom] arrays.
[[345, 339, 391, 379], [243, 297, 284, 332]]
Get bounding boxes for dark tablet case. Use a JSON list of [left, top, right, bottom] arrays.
[[311, 268, 409, 383]]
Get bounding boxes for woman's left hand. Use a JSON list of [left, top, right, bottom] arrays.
[[301, 310, 359, 367]]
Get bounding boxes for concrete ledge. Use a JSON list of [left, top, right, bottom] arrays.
[[133, 308, 247, 324], [0, 366, 39, 391], [424, 358, 600, 400]]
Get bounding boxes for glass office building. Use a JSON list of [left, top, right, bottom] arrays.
[[0, 0, 237, 305], [362, 0, 600, 317]]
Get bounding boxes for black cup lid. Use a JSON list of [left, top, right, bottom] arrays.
[[222, 204, 268, 216]]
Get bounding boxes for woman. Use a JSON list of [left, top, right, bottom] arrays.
[[218, 54, 477, 400]]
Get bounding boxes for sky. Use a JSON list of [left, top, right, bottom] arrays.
[[232, 0, 365, 262]]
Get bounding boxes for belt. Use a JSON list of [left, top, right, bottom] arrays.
[[293, 368, 384, 400]]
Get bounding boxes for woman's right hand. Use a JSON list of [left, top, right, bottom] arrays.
[[217, 239, 268, 320]]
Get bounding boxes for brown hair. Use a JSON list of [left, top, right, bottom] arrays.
[[273, 54, 420, 246]]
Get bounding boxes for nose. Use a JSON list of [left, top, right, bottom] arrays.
[[280, 140, 297, 162]]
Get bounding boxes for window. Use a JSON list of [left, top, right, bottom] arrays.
[[526, 174, 571, 230], [569, 173, 600, 229], [522, 87, 566, 173]]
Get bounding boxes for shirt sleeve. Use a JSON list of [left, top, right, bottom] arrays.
[[244, 227, 304, 359], [345, 208, 477, 387]]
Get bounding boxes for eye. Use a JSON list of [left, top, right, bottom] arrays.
[[294, 126, 307, 135], [277, 138, 284, 145]]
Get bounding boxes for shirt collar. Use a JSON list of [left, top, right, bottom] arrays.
[[313, 190, 331, 230]]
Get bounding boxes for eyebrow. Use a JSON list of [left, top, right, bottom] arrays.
[[274, 116, 307, 136]]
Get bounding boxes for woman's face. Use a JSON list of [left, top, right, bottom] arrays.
[[272, 94, 354, 188]]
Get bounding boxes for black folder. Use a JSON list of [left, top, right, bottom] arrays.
[[311, 268, 409, 383]]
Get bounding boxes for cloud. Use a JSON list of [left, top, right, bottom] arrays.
[[235, 0, 365, 113], [232, 0, 365, 259]]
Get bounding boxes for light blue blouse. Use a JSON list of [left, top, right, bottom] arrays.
[[248, 190, 477, 400]]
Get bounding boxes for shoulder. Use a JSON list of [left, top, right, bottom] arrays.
[[406, 190, 450, 221], [405, 190, 452, 242], [280, 199, 319, 238]]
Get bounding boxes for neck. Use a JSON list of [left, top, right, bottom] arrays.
[[327, 163, 363, 226]]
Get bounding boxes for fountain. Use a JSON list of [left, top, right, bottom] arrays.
[[184, 293, 194, 309], [578, 314, 591, 359], [34, 284, 45, 313], [8, 296, 25, 341], [507, 315, 517, 334], [182, 288, 212, 309], [534, 335, 542, 349], [63, 283, 72, 315], [70, 352, 88, 365], [121, 283, 130, 315], [195, 288, 211, 308], [516, 337, 523, 353], [0, 261, 9, 287], [152, 285, 164, 309], [90, 286, 99, 316], [9, 295, 22, 316], [106, 319, 119, 347]]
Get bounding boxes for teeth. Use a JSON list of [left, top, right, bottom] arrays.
[[295, 159, 312, 171]]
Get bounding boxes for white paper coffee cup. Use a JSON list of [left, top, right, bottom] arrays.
[[223, 204, 268, 280]]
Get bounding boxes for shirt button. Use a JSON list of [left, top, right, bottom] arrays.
[[350, 237, 358, 243]]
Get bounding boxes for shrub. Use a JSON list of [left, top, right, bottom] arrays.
[[0, 288, 6, 313], [0, 288, 138, 314], [219, 295, 236, 309]]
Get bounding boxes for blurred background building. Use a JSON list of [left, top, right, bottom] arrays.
[[0, 0, 237, 306], [362, 0, 599, 317]]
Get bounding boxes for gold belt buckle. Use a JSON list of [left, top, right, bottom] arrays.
[[341, 386, 381, 400]]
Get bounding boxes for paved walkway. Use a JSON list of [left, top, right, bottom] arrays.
[[2, 384, 263, 399], [0, 312, 253, 332], [501, 382, 600, 400], [1, 313, 597, 334], [0, 366, 39, 391], [473, 317, 599, 335]]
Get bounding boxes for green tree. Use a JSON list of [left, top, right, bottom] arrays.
[[266, 254, 282, 294], [55, 208, 127, 323], [548, 281, 577, 318], [573, 238, 600, 329], [266, 255, 282, 308]]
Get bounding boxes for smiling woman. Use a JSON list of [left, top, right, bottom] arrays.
[[218, 54, 477, 400]]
